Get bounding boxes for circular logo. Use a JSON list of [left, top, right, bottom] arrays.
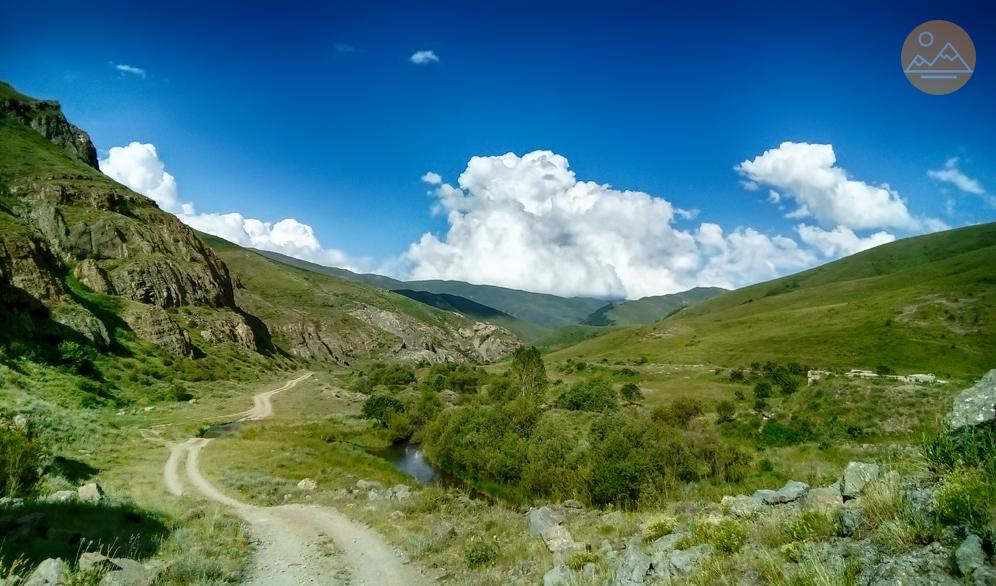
[[902, 20, 975, 95]]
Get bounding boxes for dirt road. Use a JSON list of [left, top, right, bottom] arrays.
[[162, 374, 429, 585]]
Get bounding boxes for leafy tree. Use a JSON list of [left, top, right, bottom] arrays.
[[361, 394, 405, 426], [0, 423, 45, 497], [509, 346, 547, 401], [619, 382, 643, 404]]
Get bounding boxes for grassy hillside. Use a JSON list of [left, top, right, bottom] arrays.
[[554, 223, 996, 378], [392, 289, 549, 341], [581, 286, 727, 326]]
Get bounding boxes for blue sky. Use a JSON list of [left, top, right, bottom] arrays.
[[2, 0, 994, 298]]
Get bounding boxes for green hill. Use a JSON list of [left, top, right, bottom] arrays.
[[581, 286, 727, 326], [553, 223, 996, 378]]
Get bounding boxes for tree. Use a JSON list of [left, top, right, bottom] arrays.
[[509, 346, 548, 401], [652, 398, 704, 428], [619, 382, 643, 404], [753, 380, 772, 400], [557, 378, 618, 412], [361, 394, 405, 426], [716, 400, 735, 423]]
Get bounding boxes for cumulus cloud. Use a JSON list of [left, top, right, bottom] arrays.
[[420, 171, 442, 185], [114, 64, 147, 78], [100, 143, 192, 214], [403, 151, 818, 298], [736, 142, 920, 230], [100, 142, 367, 271], [795, 224, 895, 257], [410, 50, 439, 65]]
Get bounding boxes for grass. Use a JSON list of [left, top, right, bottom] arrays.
[[550, 222, 996, 379]]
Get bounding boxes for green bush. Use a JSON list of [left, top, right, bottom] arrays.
[[0, 422, 46, 497], [753, 380, 772, 399], [557, 378, 618, 412], [566, 552, 600, 570], [935, 467, 992, 536], [57, 340, 96, 376], [464, 538, 497, 568], [619, 382, 642, 403], [642, 515, 677, 543], [710, 519, 748, 553], [716, 400, 735, 423], [361, 395, 405, 427], [652, 398, 704, 428], [787, 511, 836, 541]]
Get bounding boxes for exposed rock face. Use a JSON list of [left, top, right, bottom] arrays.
[[73, 258, 112, 294], [945, 369, 996, 432], [612, 544, 652, 586], [196, 311, 259, 351], [457, 322, 521, 362], [273, 321, 353, 364], [0, 236, 65, 302], [52, 304, 110, 347], [859, 542, 959, 585], [122, 304, 193, 358], [0, 86, 98, 168]]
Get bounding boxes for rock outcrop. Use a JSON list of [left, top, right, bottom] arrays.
[[121, 304, 194, 358], [0, 82, 98, 168], [945, 369, 996, 432]]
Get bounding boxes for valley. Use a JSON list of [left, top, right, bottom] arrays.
[[2, 77, 995, 586]]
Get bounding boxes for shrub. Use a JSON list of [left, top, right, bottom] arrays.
[[365, 363, 416, 388], [652, 398, 704, 428], [57, 340, 96, 376], [464, 538, 497, 567], [716, 400, 735, 423], [168, 384, 194, 402], [642, 515, 678, 543], [728, 368, 745, 383], [557, 378, 618, 412], [361, 395, 405, 427], [619, 382, 642, 403], [0, 422, 46, 497], [753, 381, 772, 399], [935, 467, 992, 536], [710, 519, 748, 553]]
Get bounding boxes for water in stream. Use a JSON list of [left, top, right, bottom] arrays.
[[373, 442, 442, 485]]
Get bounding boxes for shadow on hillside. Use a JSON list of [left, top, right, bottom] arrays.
[[48, 456, 99, 484], [0, 500, 168, 568]]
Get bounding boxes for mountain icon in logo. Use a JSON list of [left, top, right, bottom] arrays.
[[905, 41, 973, 78]]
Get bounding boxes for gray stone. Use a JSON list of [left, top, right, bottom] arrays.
[[78, 552, 116, 573], [562, 499, 585, 510], [388, 484, 412, 499], [355, 479, 383, 491], [77, 482, 105, 503], [722, 495, 764, 518], [751, 489, 779, 502], [955, 534, 996, 585], [612, 544, 652, 585], [99, 558, 152, 586], [758, 480, 809, 504], [544, 564, 573, 586], [802, 486, 844, 513], [24, 558, 65, 586], [841, 462, 880, 498], [668, 544, 714, 575], [859, 542, 958, 586], [46, 490, 76, 504], [945, 369, 996, 431], [541, 524, 582, 554], [838, 503, 863, 536], [296, 478, 317, 491], [528, 506, 565, 536]]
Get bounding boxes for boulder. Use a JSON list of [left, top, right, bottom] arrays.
[[669, 544, 714, 575], [562, 499, 585, 510], [859, 542, 958, 585], [544, 564, 573, 586], [541, 524, 582, 554], [78, 552, 116, 573], [355, 479, 383, 491], [99, 558, 152, 586], [722, 495, 764, 518], [527, 506, 564, 536], [956, 534, 996, 585], [945, 369, 996, 431], [841, 462, 880, 498], [802, 486, 844, 513], [296, 478, 317, 491], [77, 482, 105, 503], [838, 502, 863, 536], [612, 544, 652, 586], [388, 484, 412, 499], [46, 490, 76, 504], [763, 480, 809, 504], [24, 558, 65, 586]]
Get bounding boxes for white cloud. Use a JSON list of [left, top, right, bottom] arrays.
[[100, 143, 192, 214], [796, 224, 895, 257], [114, 64, 146, 78], [410, 50, 439, 65], [928, 157, 995, 208], [403, 150, 819, 298], [736, 142, 920, 230], [420, 171, 442, 185], [100, 142, 367, 271], [928, 157, 984, 195]]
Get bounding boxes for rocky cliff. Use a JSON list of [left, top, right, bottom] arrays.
[[0, 81, 519, 367]]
